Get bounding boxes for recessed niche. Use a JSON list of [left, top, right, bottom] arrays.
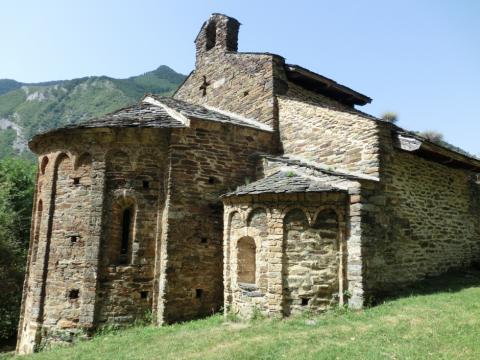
[[208, 177, 218, 185], [140, 291, 148, 299], [301, 298, 309, 306], [70, 235, 78, 243], [201, 238, 208, 244], [73, 177, 80, 185], [196, 289, 203, 299], [142, 180, 150, 189], [68, 289, 80, 300]]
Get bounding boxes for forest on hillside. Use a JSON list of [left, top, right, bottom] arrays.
[[0, 158, 35, 347]]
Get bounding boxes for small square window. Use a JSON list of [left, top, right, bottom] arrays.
[[201, 238, 208, 244], [68, 289, 80, 300], [140, 291, 148, 299], [73, 177, 80, 185], [142, 181, 150, 189], [70, 236, 78, 243], [196, 289, 203, 299], [301, 298, 309, 306]]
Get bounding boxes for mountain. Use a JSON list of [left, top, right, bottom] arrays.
[[0, 65, 186, 159]]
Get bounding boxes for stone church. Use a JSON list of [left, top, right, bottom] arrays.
[[17, 14, 480, 354]]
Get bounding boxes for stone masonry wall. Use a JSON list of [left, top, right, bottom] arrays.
[[159, 119, 273, 323], [278, 83, 381, 177], [223, 192, 347, 318], [96, 138, 168, 326], [364, 146, 480, 296], [17, 128, 169, 353], [174, 51, 283, 129], [40, 153, 93, 346]]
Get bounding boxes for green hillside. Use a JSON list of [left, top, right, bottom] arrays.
[[2, 270, 480, 360], [0, 80, 22, 96], [0, 66, 185, 159]]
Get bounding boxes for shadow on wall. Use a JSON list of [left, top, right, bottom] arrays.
[[371, 267, 480, 306]]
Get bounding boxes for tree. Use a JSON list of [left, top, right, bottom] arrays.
[[0, 158, 35, 345]]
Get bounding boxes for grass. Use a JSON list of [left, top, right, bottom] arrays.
[[3, 270, 480, 360]]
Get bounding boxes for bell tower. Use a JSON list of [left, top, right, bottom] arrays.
[[194, 13, 240, 66]]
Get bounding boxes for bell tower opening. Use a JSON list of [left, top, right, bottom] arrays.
[[205, 20, 216, 51]]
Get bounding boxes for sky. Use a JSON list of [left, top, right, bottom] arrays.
[[1, 0, 479, 154]]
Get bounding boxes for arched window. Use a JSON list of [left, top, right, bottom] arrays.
[[119, 207, 133, 264], [205, 20, 216, 50], [237, 237, 256, 284]]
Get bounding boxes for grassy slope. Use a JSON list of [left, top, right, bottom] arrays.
[[4, 270, 480, 360]]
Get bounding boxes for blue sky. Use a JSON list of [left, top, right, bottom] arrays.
[[1, 0, 479, 154]]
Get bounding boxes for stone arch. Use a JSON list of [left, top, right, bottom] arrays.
[[106, 150, 132, 190], [229, 211, 244, 231], [312, 207, 343, 227], [283, 208, 309, 232], [237, 236, 256, 284], [55, 153, 74, 190], [133, 150, 161, 192], [281, 206, 314, 226], [40, 156, 49, 175], [106, 150, 132, 172], [312, 209, 339, 236], [246, 207, 268, 238], [74, 152, 92, 170], [132, 149, 161, 171], [72, 152, 93, 186]]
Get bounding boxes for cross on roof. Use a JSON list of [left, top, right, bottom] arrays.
[[199, 75, 211, 96]]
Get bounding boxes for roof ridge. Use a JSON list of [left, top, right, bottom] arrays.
[[263, 155, 379, 182], [202, 104, 273, 132], [145, 94, 273, 132], [142, 95, 190, 126]]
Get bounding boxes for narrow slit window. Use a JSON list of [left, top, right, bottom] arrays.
[[120, 207, 132, 262]]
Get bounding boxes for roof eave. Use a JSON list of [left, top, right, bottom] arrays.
[[395, 133, 480, 171], [285, 64, 372, 106]]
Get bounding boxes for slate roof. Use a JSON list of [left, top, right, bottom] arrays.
[[223, 171, 342, 197], [29, 96, 272, 147], [146, 95, 272, 131], [61, 102, 186, 130]]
